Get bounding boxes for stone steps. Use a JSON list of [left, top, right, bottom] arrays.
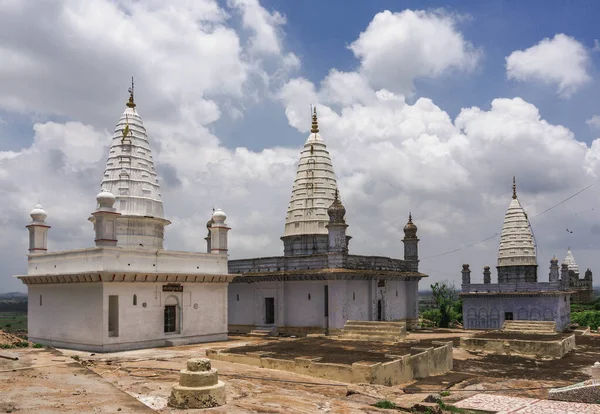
[[502, 320, 557, 334], [248, 326, 276, 337], [345, 320, 406, 328], [339, 320, 407, 342]]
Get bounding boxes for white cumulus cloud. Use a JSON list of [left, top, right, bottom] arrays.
[[505, 34, 591, 98], [348, 9, 481, 95]]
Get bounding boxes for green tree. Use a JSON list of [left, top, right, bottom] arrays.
[[431, 281, 459, 328], [571, 311, 600, 330]]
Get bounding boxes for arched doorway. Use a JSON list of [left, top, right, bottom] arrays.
[[164, 295, 180, 334]]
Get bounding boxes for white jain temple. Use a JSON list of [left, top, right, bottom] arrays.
[[16, 86, 234, 352], [227, 109, 427, 335], [460, 178, 573, 331]]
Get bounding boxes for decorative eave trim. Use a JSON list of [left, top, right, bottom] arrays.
[[231, 272, 425, 284], [15, 271, 237, 285], [460, 290, 574, 298]]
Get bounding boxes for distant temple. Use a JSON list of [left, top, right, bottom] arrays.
[[226, 108, 427, 335], [460, 178, 574, 332], [563, 247, 594, 304], [16, 82, 234, 352]]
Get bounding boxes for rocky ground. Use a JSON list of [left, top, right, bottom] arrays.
[[1, 330, 599, 413]]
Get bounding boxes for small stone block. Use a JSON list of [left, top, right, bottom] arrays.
[[187, 358, 211, 372]]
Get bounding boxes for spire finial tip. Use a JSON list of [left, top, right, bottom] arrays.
[[310, 104, 319, 134], [126, 77, 136, 108], [512, 176, 517, 199]]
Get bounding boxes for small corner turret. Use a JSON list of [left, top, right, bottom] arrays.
[[26, 203, 50, 254], [210, 208, 230, 255], [92, 189, 121, 247], [402, 212, 419, 272], [461, 264, 471, 286]]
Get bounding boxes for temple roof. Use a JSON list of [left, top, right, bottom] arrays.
[[564, 247, 579, 274], [100, 83, 164, 218], [283, 107, 340, 238], [497, 177, 537, 267]]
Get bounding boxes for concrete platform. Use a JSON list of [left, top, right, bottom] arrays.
[[207, 337, 452, 386], [460, 332, 576, 359]]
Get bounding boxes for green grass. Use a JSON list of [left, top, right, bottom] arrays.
[[0, 341, 29, 349], [373, 400, 396, 409], [0, 312, 27, 332]]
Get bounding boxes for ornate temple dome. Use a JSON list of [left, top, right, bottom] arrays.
[[100, 80, 164, 218], [403, 213, 418, 238], [497, 177, 537, 267], [327, 190, 346, 224], [564, 247, 579, 274], [283, 107, 340, 237]]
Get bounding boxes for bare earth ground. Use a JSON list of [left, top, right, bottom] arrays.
[[2, 330, 600, 413]]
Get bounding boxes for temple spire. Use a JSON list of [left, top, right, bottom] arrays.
[[311, 106, 319, 134], [126, 77, 136, 108], [512, 176, 517, 199]]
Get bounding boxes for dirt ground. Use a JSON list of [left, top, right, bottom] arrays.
[[226, 337, 447, 364], [2, 330, 600, 413]]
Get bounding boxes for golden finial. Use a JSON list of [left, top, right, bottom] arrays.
[[512, 176, 517, 199], [126, 77, 136, 108], [409, 211, 413, 222], [311, 106, 319, 134], [334, 189, 339, 201]]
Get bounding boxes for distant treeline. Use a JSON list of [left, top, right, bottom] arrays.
[[0, 302, 27, 312]]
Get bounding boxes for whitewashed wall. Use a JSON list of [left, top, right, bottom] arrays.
[[227, 279, 418, 330], [28, 282, 228, 351], [28, 283, 104, 346]]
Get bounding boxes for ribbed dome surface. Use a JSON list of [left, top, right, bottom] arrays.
[[283, 128, 340, 238], [497, 197, 537, 267], [100, 106, 164, 218], [564, 248, 579, 274]]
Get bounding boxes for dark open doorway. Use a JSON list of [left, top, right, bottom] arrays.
[[377, 300, 383, 321], [265, 297, 275, 325]]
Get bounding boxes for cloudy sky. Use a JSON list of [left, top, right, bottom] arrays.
[[2, 0, 600, 293]]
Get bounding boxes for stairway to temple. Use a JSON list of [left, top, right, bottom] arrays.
[[248, 326, 276, 337], [338, 320, 407, 342], [502, 320, 557, 334]]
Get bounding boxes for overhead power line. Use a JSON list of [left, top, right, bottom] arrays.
[[421, 178, 600, 261]]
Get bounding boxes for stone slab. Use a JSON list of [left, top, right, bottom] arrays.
[[454, 393, 600, 413], [548, 379, 600, 404]]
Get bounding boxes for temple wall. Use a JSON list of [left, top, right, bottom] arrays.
[[462, 294, 571, 331], [28, 282, 229, 352], [227, 278, 416, 333]]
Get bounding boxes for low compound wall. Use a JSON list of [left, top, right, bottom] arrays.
[[207, 340, 452, 386], [460, 334, 575, 359]]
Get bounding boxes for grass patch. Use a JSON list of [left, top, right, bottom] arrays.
[[373, 400, 396, 409], [0, 312, 27, 332], [438, 400, 465, 413], [0, 341, 29, 349], [33, 343, 44, 348], [440, 391, 451, 397]]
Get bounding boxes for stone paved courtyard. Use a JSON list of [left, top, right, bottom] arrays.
[[2, 330, 600, 413]]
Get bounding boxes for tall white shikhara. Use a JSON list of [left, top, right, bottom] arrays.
[[497, 177, 537, 268], [283, 108, 339, 238], [96, 82, 170, 248]]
